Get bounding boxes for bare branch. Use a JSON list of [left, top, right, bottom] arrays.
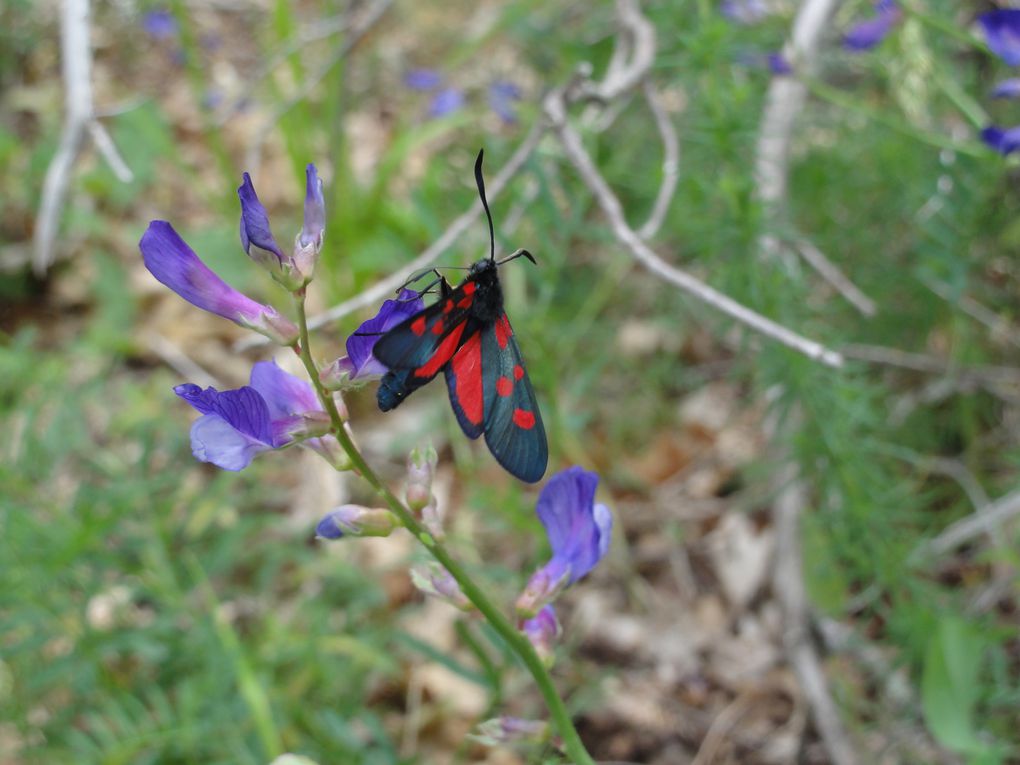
[[772, 462, 859, 765], [840, 343, 1020, 385], [244, 0, 393, 173], [545, 89, 844, 369], [924, 277, 1020, 350], [236, 122, 547, 351], [33, 0, 132, 275], [755, 0, 843, 210], [913, 489, 1020, 560], [637, 80, 680, 241], [793, 236, 877, 317]]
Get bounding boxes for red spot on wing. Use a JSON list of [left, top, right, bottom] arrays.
[[414, 322, 466, 378], [513, 409, 536, 430], [496, 376, 513, 397], [513, 364, 524, 380], [443, 300, 454, 314], [495, 315, 511, 349], [432, 320, 445, 335], [457, 296, 473, 309], [462, 281, 477, 295], [411, 315, 427, 336], [451, 332, 483, 425]]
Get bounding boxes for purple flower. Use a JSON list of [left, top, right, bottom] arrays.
[[405, 69, 443, 91], [320, 289, 425, 384], [843, 1, 901, 51], [767, 52, 792, 75], [142, 9, 177, 40], [516, 467, 612, 617], [982, 125, 1020, 155], [238, 172, 286, 266], [174, 361, 327, 471], [521, 605, 561, 664], [721, 0, 769, 25], [428, 87, 465, 118], [139, 221, 298, 345], [488, 81, 522, 124], [979, 10, 1020, 67], [992, 78, 1020, 99]]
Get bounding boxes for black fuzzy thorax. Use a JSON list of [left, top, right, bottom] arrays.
[[466, 259, 503, 324]]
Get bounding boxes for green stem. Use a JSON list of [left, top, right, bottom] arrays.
[[290, 292, 595, 765]]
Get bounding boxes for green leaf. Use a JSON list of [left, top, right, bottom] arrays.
[[921, 616, 987, 755]]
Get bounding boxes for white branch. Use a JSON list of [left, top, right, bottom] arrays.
[[637, 79, 680, 241], [772, 461, 859, 765], [914, 489, 1020, 560], [33, 0, 132, 275], [546, 90, 844, 369], [793, 236, 877, 317]]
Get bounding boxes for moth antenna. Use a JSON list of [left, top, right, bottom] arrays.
[[474, 149, 496, 262], [496, 248, 537, 266]]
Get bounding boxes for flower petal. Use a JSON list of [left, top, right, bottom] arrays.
[[140, 221, 271, 325], [428, 87, 465, 118], [343, 289, 425, 379], [189, 414, 270, 471], [992, 78, 1020, 100], [979, 10, 1020, 67], [843, 6, 900, 52], [237, 172, 285, 263], [720, 0, 769, 25], [249, 360, 321, 421], [982, 125, 1020, 155], [175, 384, 274, 444], [405, 68, 442, 90], [489, 81, 522, 124], [535, 466, 610, 584]]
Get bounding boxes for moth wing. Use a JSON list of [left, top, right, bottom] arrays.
[[479, 315, 548, 483]]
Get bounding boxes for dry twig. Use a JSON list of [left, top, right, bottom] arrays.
[[33, 0, 133, 275], [913, 488, 1020, 561], [546, 90, 844, 368], [244, 0, 394, 173]]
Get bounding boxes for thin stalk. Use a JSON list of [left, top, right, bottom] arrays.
[[290, 291, 595, 765]]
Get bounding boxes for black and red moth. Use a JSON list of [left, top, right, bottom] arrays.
[[372, 150, 548, 483]]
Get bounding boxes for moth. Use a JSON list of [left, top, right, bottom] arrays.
[[372, 150, 548, 483]]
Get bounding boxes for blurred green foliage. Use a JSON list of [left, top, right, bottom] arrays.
[[2, 0, 1020, 763]]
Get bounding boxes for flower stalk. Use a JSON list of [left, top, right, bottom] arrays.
[[290, 290, 595, 765]]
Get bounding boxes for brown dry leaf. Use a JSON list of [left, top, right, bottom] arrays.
[[705, 512, 774, 611], [624, 430, 694, 485], [707, 614, 781, 692], [679, 381, 741, 436], [402, 600, 487, 718]]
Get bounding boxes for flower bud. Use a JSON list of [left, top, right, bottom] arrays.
[[410, 564, 472, 611], [521, 605, 561, 666], [292, 164, 325, 284], [407, 444, 438, 488], [515, 563, 570, 619], [315, 505, 399, 539], [405, 484, 432, 512], [471, 717, 548, 747]]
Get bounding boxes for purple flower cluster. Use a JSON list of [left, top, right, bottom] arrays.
[[140, 164, 341, 471], [404, 69, 522, 125], [980, 11, 1020, 155]]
